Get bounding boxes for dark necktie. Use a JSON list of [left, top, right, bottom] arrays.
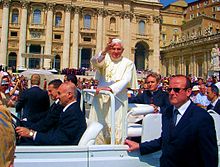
[[173, 109, 179, 126], [208, 104, 214, 110]]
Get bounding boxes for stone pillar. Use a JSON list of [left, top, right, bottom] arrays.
[[119, 14, 124, 40], [151, 16, 160, 73], [191, 54, 196, 76], [26, 44, 30, 68], [79, 47, 82, 68], [203, 51, 208, 78], [102, 11, 107, 51], [0, 0, 10, 66], [72, 6, 80, 68], [18, 1, 28, 70], [41, 45, 44, 68], [44, 3, 54, 69], [179, 53, 183, 74], [62, 5, 71, 69], [123, 11, 132, 59], [96, 8, 104, 53]]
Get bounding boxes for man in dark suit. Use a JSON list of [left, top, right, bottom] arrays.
[[16, 74, 50, 124], [16, 82, 86, 145], [65, 73, 85, 115], [28, 79, 64, 132], [207, 84, 220, 114], [129, 72, 170, 113], [125, 75, 218, 167]]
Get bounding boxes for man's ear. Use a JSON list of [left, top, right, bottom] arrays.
[[186, 88, 192, 97]]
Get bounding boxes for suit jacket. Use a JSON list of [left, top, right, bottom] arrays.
[[16, 86, 50, 123], [34, 102, 86, 145], [128, 89, 171, 113], [28, 102, 64, 132], [140, 102, 218, 167], [207, 99, 220, 115]]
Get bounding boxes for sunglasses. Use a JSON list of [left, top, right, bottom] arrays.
[[167, 87, 187, 93]]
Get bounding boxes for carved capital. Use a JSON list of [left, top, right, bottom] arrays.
[[3, 0, 10, 8], [20, 0, 29, 9], [97, 8, 104, 16], [153, 15, 161, 24], [120, 11, 133, 19], [74, 6, 81, 14], [65, 4, 72, 12], [47, 3, 55, 11]]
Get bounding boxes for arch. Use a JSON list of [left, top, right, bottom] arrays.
[[29, 44, 41, 69], [55, 12, 62, 27], [138, 20, 145, 35], [81, 48, 92, 68], [135, 41, 149, 70], [109, 17, 116, 31], [8, 52, 17, 72], [12, 8, 19, 24], [33, 9, 41, 24]]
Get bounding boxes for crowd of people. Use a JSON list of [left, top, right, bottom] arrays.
[[0, 38, 220, 166]]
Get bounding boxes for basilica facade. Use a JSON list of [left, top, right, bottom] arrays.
[[0, 0, 162, 72]]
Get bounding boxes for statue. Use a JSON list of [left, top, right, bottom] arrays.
[[211, 44, 220, 68]]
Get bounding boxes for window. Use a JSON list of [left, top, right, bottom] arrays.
[[173, 28, 178, 33], [10, 31, 17, 37], [162, 34, 166, 41], [190, 14, 194, 20], [213, 7, 216, 12], [33, 9, 41, 24], [12, 9, 19, 24], [213, 14, 216, 19], [216, 6, 220, 11], [54, 34, 61, 39], [83, 37, 91, 42], [55, 12, 62, 27], [84, 14, 91, 29], [109, 17, 116, 31], [138, 20, 145, 35]]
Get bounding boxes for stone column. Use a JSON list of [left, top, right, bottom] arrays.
[[0, 0, 10, 67], [72, 6, 80, 68], [79, 47, 82, 68], [44, 3, 54, 69], [62, 5, 71, 69], [41, 45, 44, 68], [26, 44, 30, 68], [151, 16, 160, 73], [102, 10, 107, 51], [18, 1, 28, 70], [203, 51, 208, 78], [96, 8, 104, 53], [123, 11, 132, 59]]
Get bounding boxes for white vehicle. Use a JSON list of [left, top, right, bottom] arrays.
[[13, 89, 220, 167]]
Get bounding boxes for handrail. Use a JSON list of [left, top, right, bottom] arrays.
[[82, 89, 124, 145], [126, 104, 154, 138]]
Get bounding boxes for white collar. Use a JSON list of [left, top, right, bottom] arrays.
[[55, 99, 59, 104], [63, 101, 76, 112], [211, 98, 218, 107], [174, 100, 191, 116]]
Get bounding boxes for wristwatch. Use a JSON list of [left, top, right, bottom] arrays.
[[29, 130, 34, 138]]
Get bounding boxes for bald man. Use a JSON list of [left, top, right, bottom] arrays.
[[16, 82, 86, 145]]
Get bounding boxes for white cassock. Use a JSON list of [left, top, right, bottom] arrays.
[[89, 53, 138, 144]]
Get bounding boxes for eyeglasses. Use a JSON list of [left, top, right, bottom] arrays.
[[167, 87, 187, 93]]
